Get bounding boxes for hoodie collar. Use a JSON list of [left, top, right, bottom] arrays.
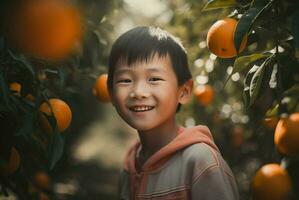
[[124, 125, 219, 173]]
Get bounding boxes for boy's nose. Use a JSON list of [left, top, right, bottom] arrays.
[[130, 82, 150, 99]]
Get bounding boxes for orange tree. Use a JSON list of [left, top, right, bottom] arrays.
[[0, 0, 121, 199], [165, 0, 299, 199]]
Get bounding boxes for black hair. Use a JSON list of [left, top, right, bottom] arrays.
[[107, 26, 192, 112]]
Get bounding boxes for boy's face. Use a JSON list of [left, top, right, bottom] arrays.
[[110, 54, 192, 132]]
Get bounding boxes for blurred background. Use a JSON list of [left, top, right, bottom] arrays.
[[0, 0, 299, 199]]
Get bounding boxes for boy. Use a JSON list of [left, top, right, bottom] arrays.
[[107, 26, 239, 200]]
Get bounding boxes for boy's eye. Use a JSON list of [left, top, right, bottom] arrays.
[[149, 77, 163, 82], [117, 79, 131, 83]]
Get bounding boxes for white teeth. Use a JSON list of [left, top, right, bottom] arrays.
[[131, 106, 153, 112]]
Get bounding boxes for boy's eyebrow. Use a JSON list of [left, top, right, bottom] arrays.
[[115, 67, 165, 76], [146, 67, 166, 73], [115, 68, 131, 76]]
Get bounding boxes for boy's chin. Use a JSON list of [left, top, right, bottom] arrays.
[[128, 123, 156, 133]]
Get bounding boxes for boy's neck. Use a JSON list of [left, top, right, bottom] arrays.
[[137, 119, 179, 163]]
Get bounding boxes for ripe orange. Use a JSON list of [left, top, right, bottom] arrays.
[[263, 117, 278, 130], [207, 18, 247, 58], [34, 171, 50, 190], [274, 113, 299, 155], [39, 98, 72, 133], [9, 82, 21, 96], [194, 85, 214, 106], [0, 147, 21, 176], [252, 163, 292, 200], [93, 74, 110, 103], [9, 0, 82, 61]]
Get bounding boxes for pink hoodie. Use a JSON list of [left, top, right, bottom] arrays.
[[118, 125, 239, 200]]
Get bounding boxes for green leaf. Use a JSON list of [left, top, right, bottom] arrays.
[[224, 53, 269, 87], [15, 113, 35, 136], [243, 65, 259, 107], [269, 64, 278, 89], [8, 51, 35, 77], [265, 104, 279, 117], [40, 111, 57, 132], [47, 130, 64, 170], [57, 68, 65, 89], [234, 1, 273, 51], [279, 83, 299, 113], [202, 0, 236, 11], [249, 56, 273, 106], [251, 0, 269, 8], [233, 53, 269, 74], [10, 95, 31, 113]]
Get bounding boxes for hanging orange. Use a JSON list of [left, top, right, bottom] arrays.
[[0, 147, 21, 176], [93, 74, 111, 103], [194, 85, 214, 106], [34, 171, 50, 189], [39, 98, 72, 133], [207, 18, 247, 58], [9, 82, 22, 96], [274, 113, 299, 155], [252, 163, 292, 200]]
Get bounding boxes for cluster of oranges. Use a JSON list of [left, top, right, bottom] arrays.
[[0, 84, 72, 178], [8, 82, 73, 134], [253, 113, 299, 199], [205, 17, 297, 200]]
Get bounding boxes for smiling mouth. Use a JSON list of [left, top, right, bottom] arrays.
[[129, 106, 154, 112]]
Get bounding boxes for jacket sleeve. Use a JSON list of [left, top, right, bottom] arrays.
[[191, 165, 239, 200]]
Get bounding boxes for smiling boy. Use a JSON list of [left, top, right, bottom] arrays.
[[108, 26, 239, 200]]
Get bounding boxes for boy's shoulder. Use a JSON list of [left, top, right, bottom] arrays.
[[178, 142, 235, 179], [180, 142, 219, 168]]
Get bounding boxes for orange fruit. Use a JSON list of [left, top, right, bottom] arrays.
[[263, 117, 278, 130], [9, 82, 21, 96], [207, 18, 247, 58], [274, 113, 299, 155], [0, 147, 21, 176], [194, 85, 214, 106], [34, 171, 50, 190], [9, 0, 82, 61], [252, 163, 292, 200], [93, 74, 110, 103], [39, 98, 72, 133], [25, 94, 35, 102]]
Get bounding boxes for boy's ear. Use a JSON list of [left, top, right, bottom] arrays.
[[178, 79, 194, 105]]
